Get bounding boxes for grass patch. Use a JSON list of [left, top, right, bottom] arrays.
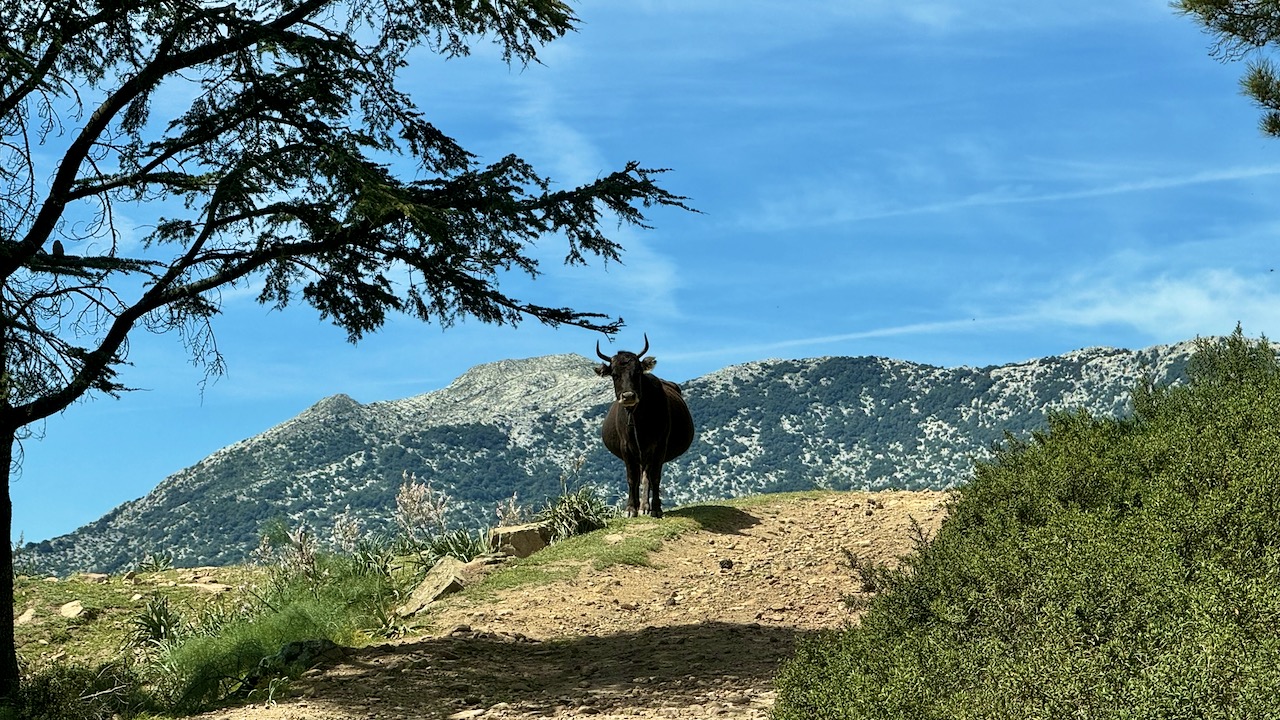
[[14, 543, 411, 717], [454, 511, 707, 603], [15, 568, 264, 670]]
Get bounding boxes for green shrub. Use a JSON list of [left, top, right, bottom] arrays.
[[774, 327, 1280, 719], [130, 594, 185, 650], [537, 485, 618, 542], [157, 602, 332, 711], [3, 662, 153, 720], [139, 534, 407, 713], [416, 527, 490, 566]]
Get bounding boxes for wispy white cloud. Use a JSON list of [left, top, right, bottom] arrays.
[[666, 315, 1036, 363], [671, 252, 1280, 365], [1036, 267, 1280, 340], [509, 78, 606, 186], [751, 163, 1280, 231], [624, 0, 1152, 35]]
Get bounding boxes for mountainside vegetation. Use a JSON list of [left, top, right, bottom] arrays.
[[773, 327, 1280, 719], [25, 343, 1193, 575]]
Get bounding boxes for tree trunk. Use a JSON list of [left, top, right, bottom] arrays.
[[0, 429, 17, 700]]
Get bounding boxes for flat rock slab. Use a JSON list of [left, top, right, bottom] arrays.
[[396, 555, 466, 617]]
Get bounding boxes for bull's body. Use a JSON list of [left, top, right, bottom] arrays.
[[596, 337, 694, 517]]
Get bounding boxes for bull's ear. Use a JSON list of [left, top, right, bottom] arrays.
[[641, 357, 658, 373], [595, 363, 612, 377]]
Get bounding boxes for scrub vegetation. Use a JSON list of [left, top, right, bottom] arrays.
[[773, 327, 1280, 719]]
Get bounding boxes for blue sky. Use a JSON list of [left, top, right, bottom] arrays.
[[15, 0, 1280, 544]]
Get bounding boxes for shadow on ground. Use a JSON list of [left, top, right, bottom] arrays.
[[282, 621, 811, 718], [668, 505, 761, 535]]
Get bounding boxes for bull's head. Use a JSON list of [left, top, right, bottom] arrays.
[[595, 334, 657, 408]]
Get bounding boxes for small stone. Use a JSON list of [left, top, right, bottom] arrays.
[[719, 559, 734, 570]]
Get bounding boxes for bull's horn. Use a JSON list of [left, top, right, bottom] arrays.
[[596, 341, 611, 362], [638, 333, 650, 358]]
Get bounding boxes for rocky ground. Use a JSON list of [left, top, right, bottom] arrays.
[[195, 490, 950, 720]]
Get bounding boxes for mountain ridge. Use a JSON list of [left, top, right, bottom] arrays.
[[24, 341, 1196, 575]]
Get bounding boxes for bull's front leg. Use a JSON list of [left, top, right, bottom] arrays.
[[625, 458, 643, 517], [647, 464, 663, 518]]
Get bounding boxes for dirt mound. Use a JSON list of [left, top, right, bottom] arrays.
[[196, 490, 949, 720]]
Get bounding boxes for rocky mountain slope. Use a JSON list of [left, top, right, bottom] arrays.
[[24, 342, 1194, 574]]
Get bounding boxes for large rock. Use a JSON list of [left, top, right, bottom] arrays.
[[488, 522, 552, 558], [58, 600, 84, 618], [396, 556, 467, 617]]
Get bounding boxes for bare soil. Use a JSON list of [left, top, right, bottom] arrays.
[[195, 490, 949, 720]]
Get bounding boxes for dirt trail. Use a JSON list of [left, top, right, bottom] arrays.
[[196, 490, 949, 720]]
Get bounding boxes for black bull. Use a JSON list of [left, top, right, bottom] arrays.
[[595, 337, 694, 517]]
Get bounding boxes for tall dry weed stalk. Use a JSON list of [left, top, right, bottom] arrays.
[[495, 491, 530, 526], [252, 520, 320, 586], [330, 505, 364, 554], [558, 454, 587, 495], [395, 470, 450, 546]]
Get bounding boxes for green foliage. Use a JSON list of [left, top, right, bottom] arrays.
[[129, 594, 184, 650], [11, 535, 417, 717], [156, 603, 332, 712], [152, 548, 404, 711], [134, 551, 173, 573], [537, 485, 619, 542], [1, 662, 154, 720], [1178, 1, 1280, 137], [774, 327, 1280, 719], [412, 528, 491, 567]]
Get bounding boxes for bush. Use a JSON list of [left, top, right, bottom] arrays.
[[537, 485, 618, 542], [774, 327, 1280, 719], [134, 531, 408, 713], [2, 662, 153, 720], [415, 527, 490, 566]]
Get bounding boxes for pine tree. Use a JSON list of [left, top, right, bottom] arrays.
[[0, 0, 690, 697], [1178, 0, 1280, 135]]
